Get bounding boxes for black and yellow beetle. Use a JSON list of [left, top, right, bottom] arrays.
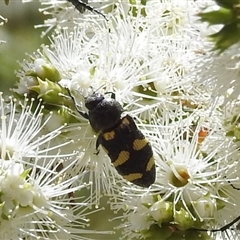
[[69, 90, 156, 187]]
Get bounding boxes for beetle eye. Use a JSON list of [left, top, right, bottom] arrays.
[[85, 93, 104, 110]]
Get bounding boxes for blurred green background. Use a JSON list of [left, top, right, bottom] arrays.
[[0, 1, 45, 94]]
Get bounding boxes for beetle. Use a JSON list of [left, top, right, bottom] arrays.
[[68, 89, 156, 187], [67, 0, 107, 20]]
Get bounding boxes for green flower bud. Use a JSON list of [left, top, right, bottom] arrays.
[[174, 208, 193, 230], [27, 58, 61, 82], [149, 200, 173, 223], [192, 195, 217, 219], [30, 78, 66, 107]]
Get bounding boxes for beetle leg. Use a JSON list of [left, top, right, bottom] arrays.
[[78, 111, 89, 119], [66, 88, 89, 119], [94, 136, 101, 155]]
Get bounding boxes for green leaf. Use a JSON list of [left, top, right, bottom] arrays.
[[209, 22, 240, 53], [215, 0, 240, 9], [198, 8, 233, 25]]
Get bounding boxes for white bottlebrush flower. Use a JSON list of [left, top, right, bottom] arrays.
[[6, 0, 240, 239], [0, 93, 112, 239], [14, 0, 219, 205], [24, 0, 116, 35], [0, 93, 73, 161], [194, 45, 240, 104], [110, 114, 240, 239], [145, 0, 200, 33], [14, 1, 240, 238], [191, 1, 240, 104], [15, 0, 209, 111], [0, 154, 100, 240]]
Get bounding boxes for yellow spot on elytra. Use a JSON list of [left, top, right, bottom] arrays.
[[113, 151, 130, 167], [146, 157, 155, 171], [123, 173, 143, 182], [133, 138, 148, 151], [103, 131, 115, 140]]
